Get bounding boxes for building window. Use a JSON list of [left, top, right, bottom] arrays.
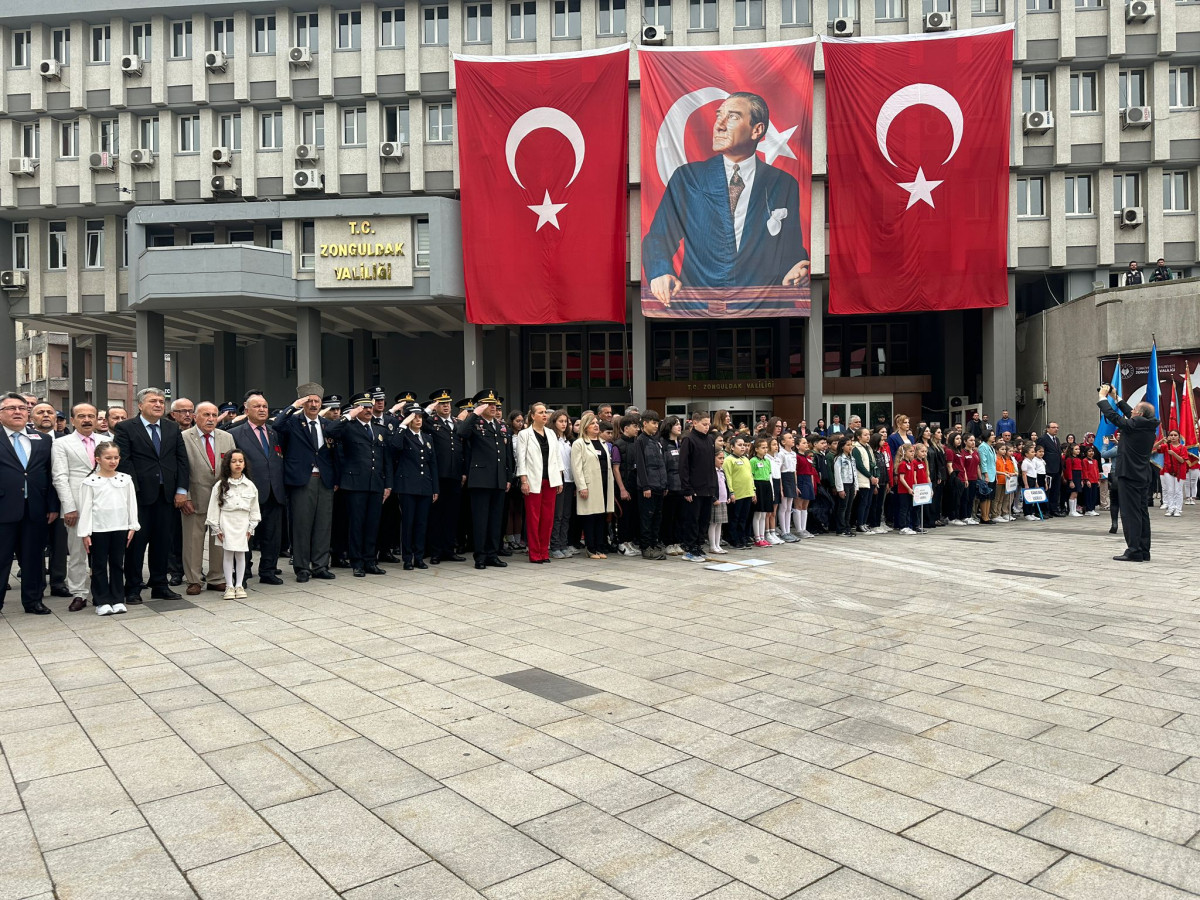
[[48, 222, 67, 270], [1017, 177, 1045, 217], [652, 329, 707, 381], [1026, 0, 1053, 9], [171, 20, 193, 58], [830, 0, 857, 18], [92, 25, 111, 63], [254, 16, 277, 54], [690, 0, 717, 28], [554, 0, 582, 36], [415, 217, 430, 267], [1113, 173, 1139, 211], [178, 115, 200, 153], [220, 113, 242, 151], [466, 3, 494, 42], [973, 0, 1000, 10], [338, 11, 362, 49], [1021, 74, 1050, 113], [122, 218, 128, 267], [530, 332, 583, 389], [423, 5, 450, 44], [300, 221, 316, 270], [588, 331, 628, 388], [212, 18, 234, 56], [341, 108, 367, 146], [599, 0, 627, 34], [269, 227, 284, 250], [12, 223, 29, 271], [1075, 0, 1102, 7], [736, 0, 766, 25], [99, 119, 120, 154], [380, 8, 404, 47], [780, 0, 812, 25], [138, 117, 160, 153], [260, 111, 283, 149], [85, 220, 104, 269], [385, 106, 410, 143], [923, 0, 951, 9], [228, 230, 255, 245], [295, 13, 319, 51], [1164, 172, 1191, 212], [1065, 174, 1093, 216], [645, 0, 672, 29], [107, 355, 125, 382], [131, 22, 152, 60], [876, 0, 904, 17], [427, 103, 454, 142], [1119, 69, 1146, 108], [716, 327, 773, 379], [509, 2, 536, 39], [21, 124, 39, 159], [52, 28, 70, 65], [1070, 72, 1098, 113], [301, 109, 325, 147], [59, 121, 79, 159], [12, 29, 31, 67], [1169, 67, 1196, 110]]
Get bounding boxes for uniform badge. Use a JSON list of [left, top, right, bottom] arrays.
[[377, 433, 383, 442]]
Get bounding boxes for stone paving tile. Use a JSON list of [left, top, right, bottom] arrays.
[[141, 784, 280, 870], [72, 698, 175, 749], [482, 858, 625, 900], [815, 719, 996, 778], [0, 721, 103, 782], [622, 711, 775, 770], [187, 842, 339, 900], [648, 757, 794, 820], [921, 721, 1119, 782], [344, 861, 486, 899], [202, 739, 334, 809], [162, 702, 268, 754], [1095, 764, 1200, 814], [101, 734, 223, 803], [22, 765, 145, 851], [300, 737, 440, 808], [901, 810, 1063, 883], [247, 701, 359, 752], [1031, 724, 1188, 774], [541, 714, 689, 773], [447, 713, 583, 771], [43, 827, 196, 900], [959, 875, 1063, 899], [533, 755, 672, 815], [0, 701, 74, 736], [1030, 854, 1200, 900], [443, 761, 577, 825], [0, 810, 51, 900], [791, 868, 919, 898]]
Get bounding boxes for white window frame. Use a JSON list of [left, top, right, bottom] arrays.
[[253, 16, 277, 54], [99, 119, 120, 154], [138, 116, 160, 153], [379, 8, 404, 47], [1164, 172, 1191, 212], [689, 0, 717, 28], [1113, 172, 1139, 212], [1070, 71, 1098, 113], [426, 102, 454, 143], [780, 0, 812, 25], [12, 223, 29, 271], [342, 107, 367, 146], [1064, 174, 1093, 216], [736, 0, 766, 25], [645, 0, 672, 29], [876, 0, 904, 18], [219, 113, 242, 151], [554, 0, 582, 37], [300, 221, 317, 270], [85, 220, 104, 269], [415, 217, 431, 268], [338, 11, 363, 49], [424, 5, 450, 44], [259, 111, 283, 150], [177, 115, 200, 153], [92, 25, 111, 63], [51, 28, 70, 66], [171, 20, 193, 59], [131, 22, 153, 61], [301, 109, 325, 148], [466, 3, 494, 42], [1022, 73, 1050, 113], [385, 106, 410, 144], [1074, 0, 1102, 8], [212, 18, 234, 56], [21, 123, 39, 159], [12, 29, 31, 68], [1119, 69, 1146, 109], [47, 221, 67, 271], [59, 121, 79, 159], [295, 13, 320, 51], [1169, 67, 1196, 110], [1016, 176, 1045, 218], [830, 0, 857, 19], [1026, 0, 1053, 10], [599, 0, 628, 34], [972, 0, 1000, 11]]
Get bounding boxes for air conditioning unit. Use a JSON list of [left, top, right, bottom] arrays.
[[204, 50, 227, 72], [1122, 105, 1152, 128], [1126, 0, 1155, 20], [126, 148, 155, 167], [88, 151, 115, 171], [1120, 206, 1144, 228], [295, 144, 319, 163], [641, 24, 665, 44], [1023, 110, 1054, 132], [288, 46, 312, 66], [38, 59, 61, 80], [211, 175, 240, 195], [1032, 382, 1047, 400], [211, 147, 232, 166], [948, 395, 970, 410], [9, 157, 38, 177], [1015, 387, 1026, 406], [0, 270, 28, 291], [293, 169, 323, 191], [923, 11, 951, 31], [120, 54, 143, 76], [380, 141, 404, 159], [831, 17, 855, 36]]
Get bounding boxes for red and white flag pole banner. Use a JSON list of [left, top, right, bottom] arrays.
[[454, 45, 629, 326], [824, 24, 1015, 316]]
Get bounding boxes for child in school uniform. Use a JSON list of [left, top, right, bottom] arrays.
[[1080, 444, 1101, 515], [723, 435, 754, 550], [777, 431, 799, 542], [995, 443, 1018, 522], [833, 437, 856, 537], [206, 449, 261, 600], [749, 436, 774, 548], [1064, 443, 1084, 517], [766, 437, 784, 544], [894, 443, 915, 534], [1022, 442, 1047, 520], [794, 435, 817, 539], [77, 441, 140, 616], [912, 443, 931, 533], [709, 450, 729, 555]]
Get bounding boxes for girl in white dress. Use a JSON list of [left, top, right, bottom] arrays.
[[78, 442, 140, 616], [206, 449, 261, 600]]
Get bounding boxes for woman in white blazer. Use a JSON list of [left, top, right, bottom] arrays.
[[515, 402, 564, 564], [571, 411, 615, 559]]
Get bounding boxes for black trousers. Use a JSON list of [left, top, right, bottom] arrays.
[[399, 493, 433, 563], [429, 477, 462, 558], [1109, 479, 1121, 528], [678, 495, 713, 554], [1118, 476, 1151, 556], [166, 505, 183, 579], [89, 530, 126, 606], [377, 491, 401, 555], [639, 490, 664, 549], [0, 505, 48, 610], [1045, 472, 1062, 514], [126, 488, 176, 593], [48, 517, 68, 589], [470, 487, 506, 562], [619, 490, 639, 544], [251, 496, 284, 577], [344, 489, 384, 566], [582, 513, 607, 553]]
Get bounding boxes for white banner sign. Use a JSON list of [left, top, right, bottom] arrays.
[[912, 484, 933, 506]]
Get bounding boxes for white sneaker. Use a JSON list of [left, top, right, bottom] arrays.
[[667, 544, 683, 556], [1026, 515, 1038, 521], [766, 533, 784, 545], [234, 586, 248, 599], [949, 519, 965, 526], [965, 517, 979, 525], [95, 604, 113, 616], [871, 527, 887, 535], [223, 587, 236, 600], [111, 603, 127, 614], [900, 527, 916, 535], [709, 546, 727, 555], [1069, 511, 1083, 517]]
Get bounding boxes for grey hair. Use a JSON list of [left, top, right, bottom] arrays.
[[170, 397, 194, 411], [136, 387, 166, 404]]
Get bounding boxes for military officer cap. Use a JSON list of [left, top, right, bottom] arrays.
[[297, 381, 323, 399], [218, 401, 238, 415], [340, 398, 354, 413], [402, 401, 425, 418], [350, 391, 374, 408], [369, 385, 387, 402], [392, 390, 417, 405], [456, 398, 472, 412], [472, 389, 499, 406], [428, 388, 454, 404], [322, 393, 342, 410]]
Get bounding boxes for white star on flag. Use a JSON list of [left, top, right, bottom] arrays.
[[527, 191, 568, 231], [897, 167, 944, 210], [758, 122, 798, 167]]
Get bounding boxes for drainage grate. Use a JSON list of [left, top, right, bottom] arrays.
[[148, 597, 200, 612], [988, 568, 1058, 580], [493, 668, 601, 702], [563, 579, 627, 593]]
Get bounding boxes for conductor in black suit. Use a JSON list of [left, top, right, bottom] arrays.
[[114, 387, 189, 603], [1036, 423, 1064, 516], [458, 389, 511, 570], [1098, 386, 1159, 562], [322, 392, 391, 577], [231, 391, 287, 586], [422, 388, 465, 564], [0, 393, 60, 613]]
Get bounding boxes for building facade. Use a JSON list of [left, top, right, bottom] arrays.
[[0, 0, 1196, 424], [14, 326, 139, 412]]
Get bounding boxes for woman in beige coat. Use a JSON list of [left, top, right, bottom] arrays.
[[571, 411, 616, 559]]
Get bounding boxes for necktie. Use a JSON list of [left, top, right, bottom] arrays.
[[728, 167, 745, 220], [204, 433, 216, 470], [257, 425, 270, 456], [308, 418, 319, 451], [11, 432, 27, 469], [149, 423, 161, 455], [83, 434, 95, 467]]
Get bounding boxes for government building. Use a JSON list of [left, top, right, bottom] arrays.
[[0, 0, 1196, 433]]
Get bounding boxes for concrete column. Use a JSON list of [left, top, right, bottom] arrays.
[[174, 346, 202, 401], [0, 287, 15, 392], [804, 281, 824, 425], [351, 328, 372, 393], [982, 276, 1017, 422], [90, 333, 108, 409], [295, 308, 323, 387], [69, 337, 87, 410], [630, 291, 648, 410], [135, 310, 165, 391], [463, 323, 484, 398], [213, 331, 237, 401]]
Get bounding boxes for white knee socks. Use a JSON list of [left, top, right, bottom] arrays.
[[753, 513, 766, 540], [708, 522, 722, 552], [223, 551, 246, 588], [778, 498, 793, 534]]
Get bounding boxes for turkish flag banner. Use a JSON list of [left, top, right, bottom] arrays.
[[455, 46, 629, 325], [639, 41, 815, 319], [824, 25, 1014, 315]]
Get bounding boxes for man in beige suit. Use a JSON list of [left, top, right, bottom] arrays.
[[51, 403, 101, 611], [181, 402, 236, 595]]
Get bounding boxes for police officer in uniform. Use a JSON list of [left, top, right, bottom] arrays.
[[422, 388, 465, 563], [391, 402, 439, 569], [323, 395, 352, 568], [458, 389, 511, 569], [322, 392, 390, 577], [455, 397, 475, 554], [372, 387, 402, 563]]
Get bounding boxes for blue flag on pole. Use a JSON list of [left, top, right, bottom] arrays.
[[1148, 340, 1163, 469], [1096, 357, 1122, 443]]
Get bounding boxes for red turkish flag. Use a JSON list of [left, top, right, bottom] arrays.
[[824, 26, 1013, 315], [455, 47, 628, 325]]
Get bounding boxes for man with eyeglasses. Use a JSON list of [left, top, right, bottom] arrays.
[[165, 398, 196, 587], [31, 401, 71, 600], [0, 393, 60, 614]]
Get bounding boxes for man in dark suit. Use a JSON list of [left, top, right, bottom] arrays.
[[422, 388, 465, 564], [391, 402, 439, 570], [322, 392, 391, 577], [457, 389, 511, 570], [1099, 387, 1159, 562], [114, 387, 188, 603], [231, 391, 287, 586], [643, 92, 809, 305], [275, 383, 338, 583], [30, 400, 71, 599], [374, 387, 405, 563], [1037, 422, 1063, 516], [0, 393, 59, 613]]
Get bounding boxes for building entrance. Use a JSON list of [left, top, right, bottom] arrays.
[[824, 395, 894, 433]]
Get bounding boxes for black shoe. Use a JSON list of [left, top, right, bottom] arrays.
[[1109, 525, 1118, 534], [168, 574, 183, 586], [50, 585, 72, 598], [1113, 552, 1144, 562], [331, 557, 350, 569], [475, 561, 486, 570], [125, 594, 144, 605], [414, 560, 428, 570], [294, 571, 311, 583], [311, 568, 336, 580], [151, 587, 181, 600], [25, 602, 51, 615], [485, 557, 507, 568], [403, 562, 414, 571], [1143, 551, 1151, 561], [259, 574, 284, 586], [353, 567, 366, 577], [364, 565, 387, 575], [498, 546, 513, 557], [429, 556, 440, 565], [379, 552, 402, 564]]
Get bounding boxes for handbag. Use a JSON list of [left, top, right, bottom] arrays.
[[976, 479, 994, 497]]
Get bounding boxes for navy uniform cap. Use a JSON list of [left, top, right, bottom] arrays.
[[218, 401, 238, 415], [471, 389, 499, 406], [350, 391, 374, 407], [428, 388, 454, 404], [370, 385, 387, 401], [456, 398, 472, 412], [322, 393, 342, 409]]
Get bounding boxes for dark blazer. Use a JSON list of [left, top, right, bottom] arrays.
[[324, 415, 391, 493], [390, 428, 440, 496], [643, 155, 807, 289], [1099, 399, 1159, 485], [1036, 432, 1063, 475], [273, 408, 337, 489], [114, 415, 190, 501], [678, 428, 717, 498], [0, 430, 59, 523], [457, 413, 511, 490], [422, 413, 464, 480], [231, 421, 288, 504]]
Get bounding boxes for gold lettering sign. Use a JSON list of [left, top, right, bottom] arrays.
[[684, 381, 776, 392], [313, 217, 415, 289]]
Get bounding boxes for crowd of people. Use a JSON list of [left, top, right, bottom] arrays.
[[2, 383, 1194, 617]]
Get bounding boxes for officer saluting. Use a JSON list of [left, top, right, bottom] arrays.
[[458, 389, 511, 569], [322, 392, 391, 577], [422, 388, 465, 564], [390, 402, 439, 570]]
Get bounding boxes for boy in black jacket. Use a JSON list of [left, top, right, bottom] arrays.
[[615, 413, 641, 555], [633, 411, 667, 559]]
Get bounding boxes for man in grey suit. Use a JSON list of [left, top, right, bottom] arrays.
[[231, 391, 287, 585], [51, 403, 100, 611], [180, 402, 236, 595]]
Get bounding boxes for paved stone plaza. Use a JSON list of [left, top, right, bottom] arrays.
[[1, 515, 1198, 900]]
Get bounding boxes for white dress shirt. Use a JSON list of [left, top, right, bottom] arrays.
[[77, 473, 141, 537], [302, 414, 324, 473], [723, 155, 756, 252], [4, 426, 30, 466]]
